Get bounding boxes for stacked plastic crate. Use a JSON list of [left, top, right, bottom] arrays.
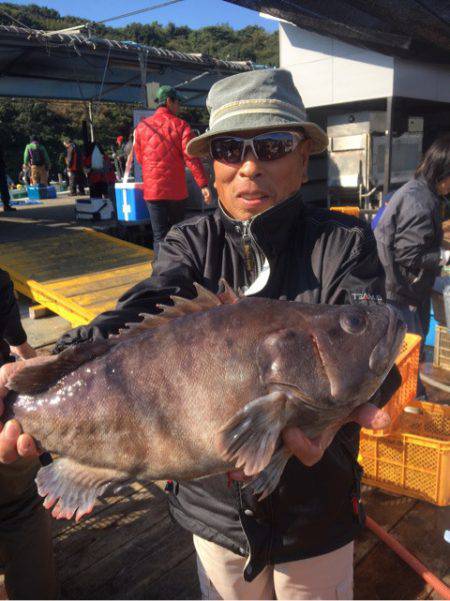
[[359, 333, 450, 507]]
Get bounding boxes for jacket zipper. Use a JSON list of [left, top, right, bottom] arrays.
[[241, 221, 264, 281]]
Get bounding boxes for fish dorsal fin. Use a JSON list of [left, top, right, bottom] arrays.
[[109, 281, 238, 344], [217, 278, 240, 304], [6, 339, 111, 395]]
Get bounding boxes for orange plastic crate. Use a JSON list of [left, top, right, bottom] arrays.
[[360, 400, 450, 506], [364, 333, 421, 436], [330, 206, 361, 218]]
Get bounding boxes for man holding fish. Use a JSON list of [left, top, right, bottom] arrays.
[[0, 69, 402, 600]]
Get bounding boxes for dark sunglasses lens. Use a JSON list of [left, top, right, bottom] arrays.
[[254, 132, 296, 161], [210, 138, 243, 163]]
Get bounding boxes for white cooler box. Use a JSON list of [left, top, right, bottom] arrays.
[[75, 198, 115, 221]]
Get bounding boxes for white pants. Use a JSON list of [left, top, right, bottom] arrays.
[[194, 535, 354, 600]]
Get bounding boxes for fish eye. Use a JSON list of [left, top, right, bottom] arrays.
[[340, 312, 367, 334]]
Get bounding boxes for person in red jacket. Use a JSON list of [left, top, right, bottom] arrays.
[[134, 85, 211, 256]]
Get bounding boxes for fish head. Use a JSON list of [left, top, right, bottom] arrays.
[[257, 302, 406, 414]]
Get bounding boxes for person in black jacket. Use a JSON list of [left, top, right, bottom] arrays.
[[375, 134, 450, 344], [0, 269, 58, 600], [0, 70, 397, 600], [63, 138, 86, 196], [0, 148, 15, 212]]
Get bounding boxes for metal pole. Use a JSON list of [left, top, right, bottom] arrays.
[[87, 101, 95, 142], [139, 51, 148, 108], [383, 96, 394, 197]]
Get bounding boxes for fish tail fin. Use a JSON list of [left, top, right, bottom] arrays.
[[216, 390, 288, 477], [243, 447, 292, 501], [36, 457, 128, 522], [6, 339, 111, 395]]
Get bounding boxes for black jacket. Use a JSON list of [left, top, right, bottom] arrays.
[[0, 269, 27, 363], [55, 192, 386, 580], [375, 177, 443, 306]]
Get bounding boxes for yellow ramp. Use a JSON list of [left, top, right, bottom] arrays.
[[1, 229, 153, 327]]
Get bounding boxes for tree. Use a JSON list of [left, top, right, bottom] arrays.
[[0, 2, 279, 180]]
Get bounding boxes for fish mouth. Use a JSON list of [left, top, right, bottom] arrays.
[[369, 304, 407, 376]]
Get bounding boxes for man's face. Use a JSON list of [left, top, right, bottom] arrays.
[[213, 130, 312, 221], [167, 98, 180, 115]]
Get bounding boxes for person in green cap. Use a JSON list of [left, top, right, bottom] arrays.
[[0, 69, 398, 600], [23, 135, 51, 186], [134, 84, 211, 257]]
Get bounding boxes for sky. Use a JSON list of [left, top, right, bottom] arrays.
[[7, 0, 279, 31]]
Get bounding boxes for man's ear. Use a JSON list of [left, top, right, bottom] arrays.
[[300, 139, 313, 184]]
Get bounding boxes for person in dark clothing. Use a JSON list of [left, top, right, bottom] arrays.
[[84, 142, 115, 199], [112, 135, 126, 179], [0, 269, 58, 600], [375, 134, 450, 343], [63, 138, 86, 196], [0, 70, 398, 600], [0, 148, 15, 212]]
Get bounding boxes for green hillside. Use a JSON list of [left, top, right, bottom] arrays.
[[0, 2, 279, 180]]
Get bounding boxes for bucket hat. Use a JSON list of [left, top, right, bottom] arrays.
[[187, 68, 328, 157]]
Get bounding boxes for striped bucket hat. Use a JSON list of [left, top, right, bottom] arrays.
[[187, 68, 328, 157]]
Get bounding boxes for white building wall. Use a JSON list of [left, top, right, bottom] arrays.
[[280, 23, 394, 108], [393, 58, 450, 103]]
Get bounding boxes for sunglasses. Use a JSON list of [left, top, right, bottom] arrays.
[[210, 131, 305, 164]]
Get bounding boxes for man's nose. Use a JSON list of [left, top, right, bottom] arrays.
[[238, 150, 262, 179]]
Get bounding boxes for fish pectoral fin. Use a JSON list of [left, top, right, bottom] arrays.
[[244, 447, 292, 501], [36, 457, 128, 522], [216, 390, 288, 477]]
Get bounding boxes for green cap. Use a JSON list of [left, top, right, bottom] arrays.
[[156, 85, 184, 105]]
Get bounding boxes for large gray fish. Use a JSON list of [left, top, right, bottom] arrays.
[[4, 283, 405, 521]]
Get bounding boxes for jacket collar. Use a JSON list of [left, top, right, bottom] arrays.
[[416, 175, 442, 200], [156, 106, 173, 118], [219, 189, 304, 257]]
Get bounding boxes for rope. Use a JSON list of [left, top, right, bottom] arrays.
[[366, 515, 450, 599], [0, 7, 35, 31], [96, 0, 184, 25]]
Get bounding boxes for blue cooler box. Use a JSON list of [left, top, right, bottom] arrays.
[[115, 183, 150, 222], [27, 185, 57, 200]]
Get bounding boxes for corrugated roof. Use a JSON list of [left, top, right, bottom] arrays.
[[0, 25, 253, 104], [227, 0, 450, 64], [0, 24, 253, 71]]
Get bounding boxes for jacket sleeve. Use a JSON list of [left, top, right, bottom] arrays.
[[66, 145, 74, 169], [321, 222, 386, 306], [23, 144, 30, 165], [0, 269, 27, 347], [53, 227, 203, 352], [133, 127, 142, 166], [394, 202, 441, 272], [181, 124, 208, 189]]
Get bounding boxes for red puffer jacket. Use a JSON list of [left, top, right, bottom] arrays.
[[134, 107, 208, 201]]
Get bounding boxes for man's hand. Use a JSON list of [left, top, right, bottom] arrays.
[[281, 402, 390, 467], [0, 357, 51, 463], [10, 341, 37, 360], [229, 402, 390, 481], [201, 187, 212, 205]]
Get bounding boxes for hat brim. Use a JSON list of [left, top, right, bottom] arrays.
[[187, 121, 328, 158]]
